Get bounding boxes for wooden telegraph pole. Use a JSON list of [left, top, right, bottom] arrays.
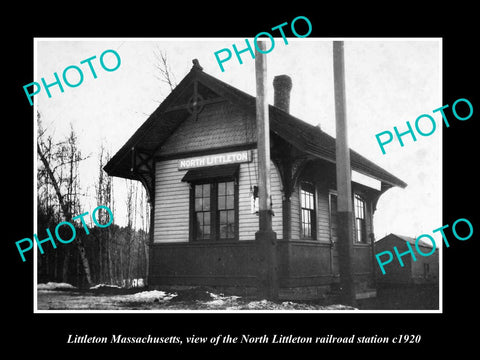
[[255, 41, 279, 300], [333, 41, 356, 306]]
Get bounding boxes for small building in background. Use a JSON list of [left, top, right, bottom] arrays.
[[375, 234, 439, 285]]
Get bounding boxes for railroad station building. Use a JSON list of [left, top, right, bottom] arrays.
[[104, 61, 407, 300]]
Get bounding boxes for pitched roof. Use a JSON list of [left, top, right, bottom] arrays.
[[382, 233, 436, 249], [104, 64, 407, 189]]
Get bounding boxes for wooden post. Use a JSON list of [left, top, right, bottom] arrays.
[[255, 41, 278, 300], [333, 41, 356, 306]]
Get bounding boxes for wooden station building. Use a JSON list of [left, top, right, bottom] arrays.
[[104, 61, 407, 300]]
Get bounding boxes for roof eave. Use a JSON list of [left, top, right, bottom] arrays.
[[104, 67, 407, 191]]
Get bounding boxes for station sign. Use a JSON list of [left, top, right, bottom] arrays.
[[178, 150, 252, 170]]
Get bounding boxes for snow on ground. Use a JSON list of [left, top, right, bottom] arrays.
[[36, 282, 357, 311], [37, 282, 77, 290], [89, 284, 122, 290], [118, 290, 177, 302]]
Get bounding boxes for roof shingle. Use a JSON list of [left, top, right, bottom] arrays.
[[105, 66, 407, 189]]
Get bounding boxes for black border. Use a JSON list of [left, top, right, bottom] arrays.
[[6, 5, 479, 355]]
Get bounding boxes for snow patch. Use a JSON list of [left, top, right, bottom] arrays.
[[203, 293, 241, 309], [36, 286, 358, 310], [323, 304, 357, 310], [245, 299, 274, 309], [37, 282, 76, 290], [116, 290, 177, 303], [89, 284, 122, 290]]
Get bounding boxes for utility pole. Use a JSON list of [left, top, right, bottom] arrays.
[[333, 41, 356, 306], [255, 41, 278, 301]]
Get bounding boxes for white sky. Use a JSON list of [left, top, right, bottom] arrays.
[[35, 38, 442, 242]]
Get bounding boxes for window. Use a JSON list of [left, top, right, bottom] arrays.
[[192, 180, 237, 241], [217, 181, 235, 239], [300, 182, 316, 239], [354, 194, 367, 243], [330, 192, 368, 244], [424, 263, 430, 278], [194, 183, 211, 240], [183, 165, 239, 241]]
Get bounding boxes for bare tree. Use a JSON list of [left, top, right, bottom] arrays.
[[153, 47, 177, 92], [37, 122, 58, 281], [95, 144, 114, 284], [37, 114, 93, 287]]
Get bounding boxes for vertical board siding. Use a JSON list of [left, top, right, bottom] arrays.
[[316, 189, 331, 242], [154, 149, 284, 243], [238, 149, 283, 240], [154, 159, 189, 243], [290, 186, 300, 240], [329, 192, 338, 243]]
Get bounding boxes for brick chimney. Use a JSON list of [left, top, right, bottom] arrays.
[[273, 75, 292, 113]]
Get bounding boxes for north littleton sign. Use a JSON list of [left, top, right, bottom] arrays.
[[178, 151, 252, 170]]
